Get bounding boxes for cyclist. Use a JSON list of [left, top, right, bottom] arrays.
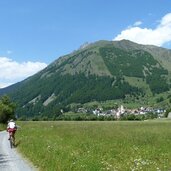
[[7, 119, 17, 141]]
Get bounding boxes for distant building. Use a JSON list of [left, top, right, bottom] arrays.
[[116, 105, 125, 119], [77, 108, 87, 113], [93, 108, 103, 115]]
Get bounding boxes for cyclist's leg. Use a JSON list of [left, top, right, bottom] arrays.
[[8, 132, 10, 140]]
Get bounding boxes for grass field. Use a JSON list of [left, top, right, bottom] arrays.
[[0, 123, 5, 131], [16, 120, 171, 171]]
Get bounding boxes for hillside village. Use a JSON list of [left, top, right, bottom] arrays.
[[77, 105, 166, 119]]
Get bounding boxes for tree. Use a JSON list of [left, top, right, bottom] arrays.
[[0, 95, 16, 123], [165, 108, 171, 118]]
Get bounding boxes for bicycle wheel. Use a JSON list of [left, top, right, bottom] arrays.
[[9, 136, 13, 148], [9, 136, 15, 148]]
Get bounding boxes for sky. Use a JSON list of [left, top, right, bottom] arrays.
[[0, 0, 171, 88]]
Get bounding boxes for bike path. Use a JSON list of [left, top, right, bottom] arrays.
[[0, 131, 37, 171]]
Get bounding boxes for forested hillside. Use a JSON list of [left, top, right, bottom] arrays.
[[0, 40, 171, 119]]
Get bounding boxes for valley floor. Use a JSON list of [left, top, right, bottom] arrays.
[[16, 120, 171, 171]]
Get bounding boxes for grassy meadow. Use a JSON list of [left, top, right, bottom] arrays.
[[16, 120, 171, 171]]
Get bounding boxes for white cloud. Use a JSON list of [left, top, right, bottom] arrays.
[[133, 21, 142, 26], [113, 13, 171, 46], [0, 57, 47, 88]]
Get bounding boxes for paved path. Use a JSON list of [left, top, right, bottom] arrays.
[[0, 131, 37, 171]]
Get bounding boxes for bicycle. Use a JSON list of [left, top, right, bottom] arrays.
[[9, 132, 15, 148]]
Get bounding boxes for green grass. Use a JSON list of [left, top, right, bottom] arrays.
[[124, 76, 152, 95], [0, 123, 5, 131], [16, 121, 171, 171]]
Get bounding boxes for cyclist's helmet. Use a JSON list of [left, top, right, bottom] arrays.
[[10, 119, 14, 122]]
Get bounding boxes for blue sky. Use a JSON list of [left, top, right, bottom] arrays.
[[0, 0, 171, 87]]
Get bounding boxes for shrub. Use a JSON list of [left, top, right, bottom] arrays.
[[0, 95, 16, 123]]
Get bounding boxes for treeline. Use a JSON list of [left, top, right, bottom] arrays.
[[19, 112, 159, 121]]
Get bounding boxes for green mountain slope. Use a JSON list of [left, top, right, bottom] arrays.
[[1, 40, 171, 118]]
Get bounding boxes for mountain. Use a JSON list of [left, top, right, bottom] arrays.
[[1, 40, 171, 119]]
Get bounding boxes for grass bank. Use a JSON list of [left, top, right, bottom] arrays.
[[0, 123, 5, 131], [16, 120, 171, 171]]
